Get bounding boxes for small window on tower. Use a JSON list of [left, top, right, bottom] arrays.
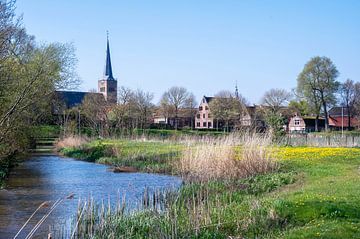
[[100, 87, 105, 92], [109, 87, 115, 92]]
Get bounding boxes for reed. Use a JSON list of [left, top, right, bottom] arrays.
[[177, 133, 277, 182], [55, 135, 89, 150]]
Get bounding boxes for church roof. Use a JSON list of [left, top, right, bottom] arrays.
[[104, 34, 115, 80], [54, 91, 103, 108]]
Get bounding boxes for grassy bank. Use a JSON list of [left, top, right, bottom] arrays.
[[57, 136, 360, 238], [58, 137, 184, 173]]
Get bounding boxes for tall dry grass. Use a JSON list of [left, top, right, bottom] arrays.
[[55, 135, 89, 150], [177, 133, 277, 182]]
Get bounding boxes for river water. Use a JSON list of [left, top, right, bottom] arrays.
[[0, 156, 182, 238]]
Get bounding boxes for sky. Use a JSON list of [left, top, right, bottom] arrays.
[[15, 0, 360, 105]]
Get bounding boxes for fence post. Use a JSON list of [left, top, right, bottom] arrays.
[[345, 136, 348, 147], [327, 136, 331, 146], [353, 136, 355, 147]]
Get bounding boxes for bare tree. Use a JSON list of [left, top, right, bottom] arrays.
[[340, 79, 360, 130], [160, 86, 195, 130], [81, 94, 109, 137], [261, 88, 292, 113], [132, 89, 154, 129], [209, 90, 247, 132], [260, 88, 292, 137]]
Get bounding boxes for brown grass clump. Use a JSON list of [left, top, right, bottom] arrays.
[[55, 135, 89, 150], [177, 133, 277, 182]]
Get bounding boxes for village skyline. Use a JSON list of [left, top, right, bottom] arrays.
[[15, 0, 360, 104]]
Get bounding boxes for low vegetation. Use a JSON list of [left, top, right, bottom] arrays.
[[55, 134, 360, 238]]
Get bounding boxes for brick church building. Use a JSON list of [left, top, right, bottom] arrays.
[[54, 35, 118, 109]]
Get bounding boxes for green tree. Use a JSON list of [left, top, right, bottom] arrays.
[[288, 100, 310, 116], [297, 56, 340, 131], [0, 1, 78, 159]]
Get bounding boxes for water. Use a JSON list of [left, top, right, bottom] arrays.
[[0, 156, 182, 238]]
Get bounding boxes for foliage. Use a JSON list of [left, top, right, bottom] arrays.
[[0, 1, 78, 162], [297, 56, 340, 131], [288, 100, 310, 116]]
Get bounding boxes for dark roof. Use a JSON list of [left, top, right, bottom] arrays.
[[204, 96, 214, 103], [328, 107, 350, 116], [54, 91, 103, 108], [104, 36, 115, 80]]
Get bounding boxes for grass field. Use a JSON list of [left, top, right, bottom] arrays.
[[58, 137, 360, 238]]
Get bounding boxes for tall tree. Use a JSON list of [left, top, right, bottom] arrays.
[[0, 1, 79, 159], [160, 86, 195, 130], [297, 56, 340, 131], [339, 79, 360, 130]]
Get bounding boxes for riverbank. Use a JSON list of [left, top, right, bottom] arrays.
[[57, 136, 360, 238], [58, 138, 184, 174]]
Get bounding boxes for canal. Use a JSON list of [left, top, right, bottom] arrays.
[[0, 156, 182, 238]]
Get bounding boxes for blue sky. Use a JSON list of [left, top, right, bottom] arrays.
[[16, 0, 360, 104]]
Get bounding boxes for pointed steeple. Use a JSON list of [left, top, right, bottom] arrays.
[[104, 31, 115, 80], [235, 81, 239, 99]]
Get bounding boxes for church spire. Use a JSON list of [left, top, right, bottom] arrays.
[[104, 31, 114, 80], [235, 81, 239, 99]]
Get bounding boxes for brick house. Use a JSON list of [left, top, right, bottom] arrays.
[[194, 96, 255, 130], [195, 96, 215, 129], [288, 115, 326, 133], [328, 107, 359, 130]]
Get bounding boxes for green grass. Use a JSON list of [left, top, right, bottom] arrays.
[[60, 140, 360, 238], [60, 139, 184, 173]]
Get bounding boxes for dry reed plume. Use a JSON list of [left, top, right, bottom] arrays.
[[177, 133, 278, 182], [55, 135, 89, 150]]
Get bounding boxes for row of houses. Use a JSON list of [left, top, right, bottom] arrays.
[[153, 95, 359, 132]]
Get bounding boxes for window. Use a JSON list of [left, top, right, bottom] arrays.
[[203, 122, 207, 127], [203, 114, 206, 118], [208, 114, 211, 118], [196, 122, 200, 127], [208, 122, 212, 128], [100, 87, 105, 92], [199, 106, 203, 111], [109, 87, 115, 92], [196, 114, 200, 119], [294, 119, 300, 126], [205, 106, 209, 110]]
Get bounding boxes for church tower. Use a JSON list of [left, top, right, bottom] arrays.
[[98, 33, 117, 104]]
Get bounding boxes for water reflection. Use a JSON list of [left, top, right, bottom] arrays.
[[0, 156, 181, 238]]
